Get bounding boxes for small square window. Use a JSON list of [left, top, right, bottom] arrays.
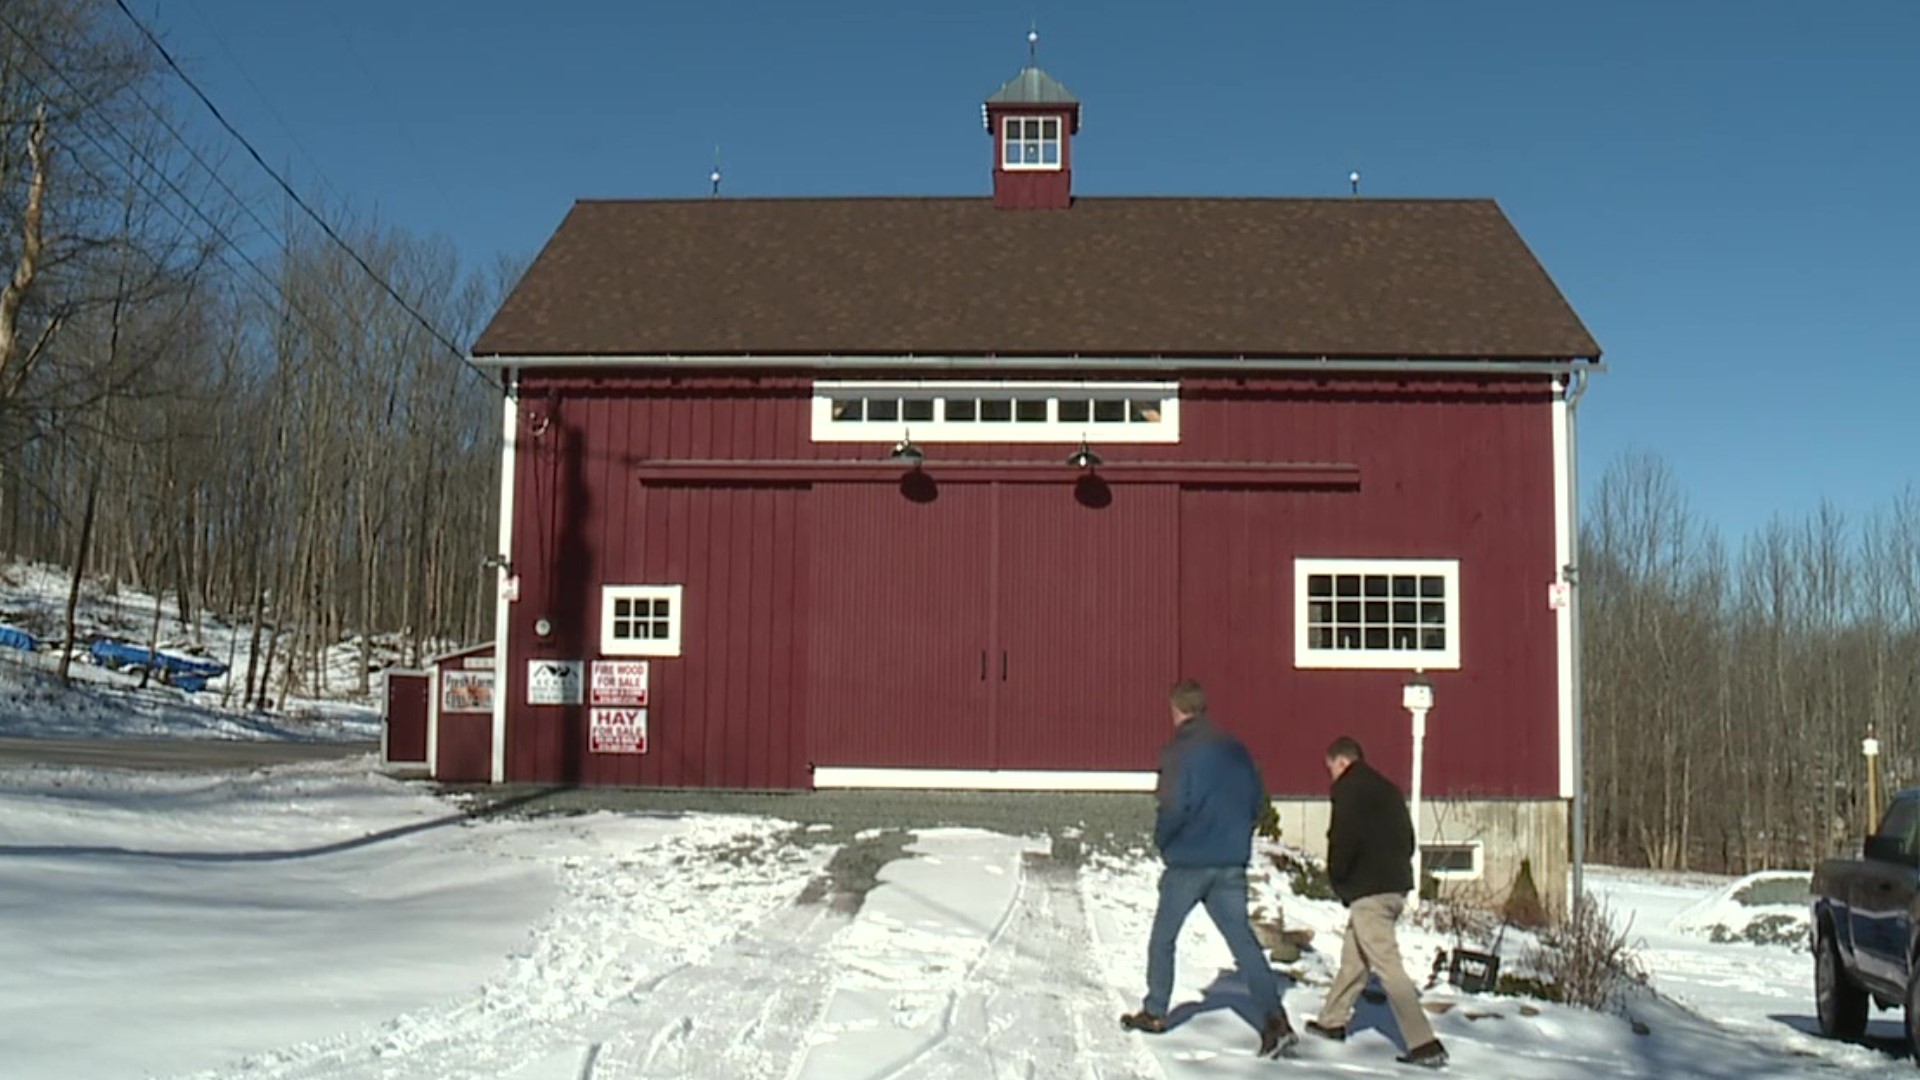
[[603, 585, 683, 657], [1059, 399, 1090, 423], [867, 398, 899, 422], [1015, 399, 1047, 422], [1041, 143, 1058, 165], [946, 397, 977, 421], [1093, 398, 1125, 422], [903, 398, 935, 422], [1004, 142, 1020, 166], [980, 398, 1013, 422], [1423, 843, 1481, 880], [831, 399, 862, 422]]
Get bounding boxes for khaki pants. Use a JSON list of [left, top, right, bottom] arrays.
[[1317, 893, 1435, 1049]]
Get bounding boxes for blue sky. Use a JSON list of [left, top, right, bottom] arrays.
[[141, 0, 1919, 544]]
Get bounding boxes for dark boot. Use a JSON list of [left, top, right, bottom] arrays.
[[1397, 1039, 1449, 1068], [1119, 1009, 1167, 1034], [1305, 1019, 1348, 1041], [1259, 1009, 1299, 1058]]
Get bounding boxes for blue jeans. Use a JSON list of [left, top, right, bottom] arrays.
[[1143, 864, 1280, 1019]]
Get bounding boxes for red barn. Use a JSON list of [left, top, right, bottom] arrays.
[[469, 60, 1601, 903]]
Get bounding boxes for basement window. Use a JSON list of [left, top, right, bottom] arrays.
[[1003, 115, 1062, 170], [602, 585, 683, 658], [1294, 558, 1460, 670], [812, 380, 1180, 444], [1422, 843, 1483, 881]]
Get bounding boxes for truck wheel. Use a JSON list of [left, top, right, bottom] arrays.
[[1816, 925, 1867, 1039]]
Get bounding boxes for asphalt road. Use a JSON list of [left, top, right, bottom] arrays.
[[0, 737, 380, 771]]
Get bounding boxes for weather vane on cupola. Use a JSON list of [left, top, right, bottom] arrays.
[[1028, 23, 1039, 65]]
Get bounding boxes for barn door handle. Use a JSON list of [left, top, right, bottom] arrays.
[[1001, 650, 1008, 681], [980, 650, 987, 680]]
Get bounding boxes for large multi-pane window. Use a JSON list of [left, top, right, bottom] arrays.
[[1295, 559, 1460, 670]]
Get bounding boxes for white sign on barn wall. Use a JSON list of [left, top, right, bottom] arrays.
[[590, 708, 648, 754], [527, 660, 584, 706], [591, 660, 649, 706]]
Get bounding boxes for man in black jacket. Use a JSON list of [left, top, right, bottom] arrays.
[[1304, 736, 1449, 1069]]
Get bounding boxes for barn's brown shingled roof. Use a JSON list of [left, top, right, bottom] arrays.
[[471, 197, 1600, 361]]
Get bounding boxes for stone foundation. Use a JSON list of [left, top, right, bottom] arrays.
[[1269, 797, 1571, 917]]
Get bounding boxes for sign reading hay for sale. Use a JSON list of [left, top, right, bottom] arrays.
[[590, 708, 648, 754], [590, 660, 649, 706]]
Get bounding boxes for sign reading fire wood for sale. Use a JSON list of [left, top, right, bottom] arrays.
[[590, 660, 649, 706], [589, 708, 648, 754]]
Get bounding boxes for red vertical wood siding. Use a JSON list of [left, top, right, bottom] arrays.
[[1174, 383, 1558, 798], [993, 483, 1178, 769], [503, 372, 1558, 798], [806, 482, 996, 768], [504, 386, 809, 789]]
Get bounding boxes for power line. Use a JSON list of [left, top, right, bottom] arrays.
[[0, 14, 460, 398], [110, 0, 493, 386], [7, 7, 498, 398], [179, 0, 351, 212]]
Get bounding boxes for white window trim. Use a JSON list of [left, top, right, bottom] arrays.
[[811, 379, 1179, 444], [1002, 115, 1063, 172], [601, 584, 684, 658], [1421, 842, 1484, 881], [1293, 557, 1461, 670]]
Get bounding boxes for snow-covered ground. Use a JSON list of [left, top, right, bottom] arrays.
[[0, 560, 387, 742], [5, 754, 1911, 1080]]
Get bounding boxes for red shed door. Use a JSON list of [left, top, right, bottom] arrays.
[[806, 482, 994, 767], [383, 673, 429, 764], [992, 483, 1179, 770]]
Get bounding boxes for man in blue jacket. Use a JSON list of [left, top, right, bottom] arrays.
[[1121, 679, 1297, 1058]]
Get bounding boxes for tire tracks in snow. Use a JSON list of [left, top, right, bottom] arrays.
[[581, 898, 851, 1080], [834, 852, 1165, 1080], [170, 820, 831, 1080]]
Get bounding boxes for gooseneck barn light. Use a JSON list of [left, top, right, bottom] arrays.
[[888, 429, 924, 465], [1066, 437, 1102, 470]]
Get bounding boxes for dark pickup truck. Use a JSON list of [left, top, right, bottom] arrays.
[[1811, 787, 1920, 1050]]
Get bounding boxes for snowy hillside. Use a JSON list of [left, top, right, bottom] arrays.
[[0, 560, 391, 742]]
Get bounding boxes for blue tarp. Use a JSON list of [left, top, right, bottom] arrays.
[[88, 638, 227, 690], [0, 625, 37, 652]]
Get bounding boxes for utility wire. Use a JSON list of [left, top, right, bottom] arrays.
[[44, 23, 473, 390], [179, 0, 351, 212], [0, 15, 449, 398], [111, 0, 497, 388]]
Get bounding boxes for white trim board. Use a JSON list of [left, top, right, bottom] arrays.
[[491, 370, 518, 785], [1552, 381, 1574, 800], [811, 767, 1156, 793], [469, 354, 1602, 376], [427, 666, 442, 780]]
